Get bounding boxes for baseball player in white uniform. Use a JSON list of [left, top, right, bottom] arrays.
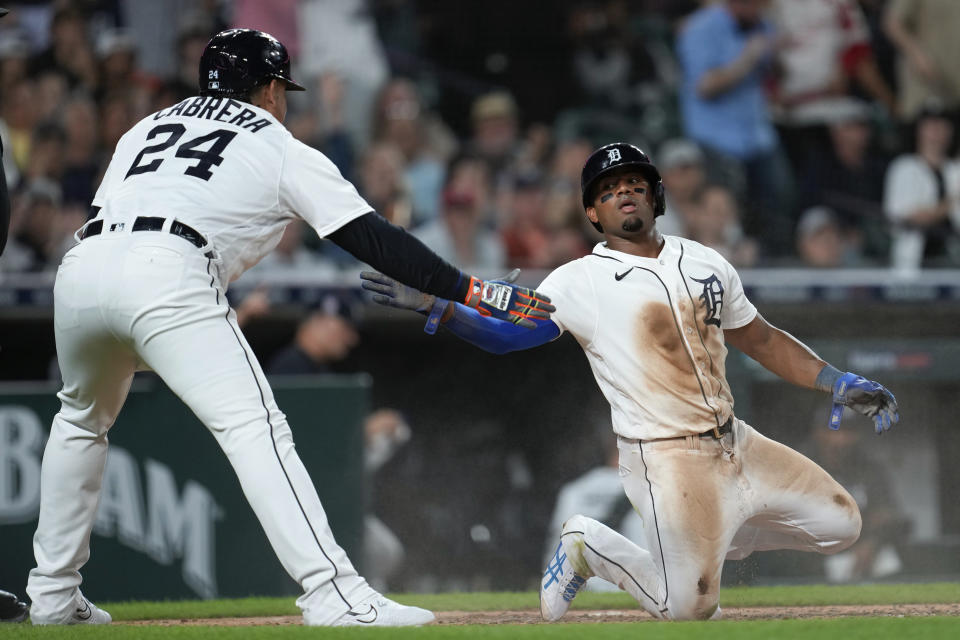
[[360, 142, 899, 621], [26, 29, 553, 627]]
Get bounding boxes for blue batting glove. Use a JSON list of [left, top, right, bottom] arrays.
[[829, 372, 900, 435]]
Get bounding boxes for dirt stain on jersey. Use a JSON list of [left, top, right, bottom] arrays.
[[636, 302, 709, 426], [640, 302, 687, 361]]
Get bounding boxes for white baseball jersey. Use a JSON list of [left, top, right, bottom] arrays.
[[537, 240, 862, 623], [537, 236, 757, 441], [92, 95, 372, 285], [29, 96, 382, 624]]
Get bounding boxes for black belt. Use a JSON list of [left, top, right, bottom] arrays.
[[619, 416, 733, 446], [79, 217, 213, 258], [705, 417, 733, 439]]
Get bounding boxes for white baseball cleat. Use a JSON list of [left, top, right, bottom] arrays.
[[540, 538, 588, 622], [32, 592, 111, 625], [328, 595, 435, 627]]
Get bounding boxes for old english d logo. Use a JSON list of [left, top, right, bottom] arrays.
[[691, 274, 723, 327]]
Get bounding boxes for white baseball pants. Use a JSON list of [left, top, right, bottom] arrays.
[[560, 419, 861, 620], [27, 231, 375, 624]]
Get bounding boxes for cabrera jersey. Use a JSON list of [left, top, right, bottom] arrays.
[[91, 95, 372, 285], [537, 237, 757, 441]]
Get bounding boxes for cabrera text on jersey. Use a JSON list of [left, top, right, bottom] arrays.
[[153, 96, 274, 133]]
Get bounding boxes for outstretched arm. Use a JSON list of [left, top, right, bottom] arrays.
[[724, 313, 825, 389], [725, 314, 898, 434], [329, 213, 553, 328], [443, 303, 560, 354], [360, 270, 560, 353]]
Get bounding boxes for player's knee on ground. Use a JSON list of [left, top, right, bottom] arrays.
[[666, 586, 720, 621], [821, 495, 862, 555]]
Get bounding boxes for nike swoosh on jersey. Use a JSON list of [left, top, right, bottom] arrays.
[[615, 268, 634, 281], [346, 604, 378, 624]]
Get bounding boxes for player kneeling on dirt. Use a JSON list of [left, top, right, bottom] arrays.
[[361, 142, 899, 622]]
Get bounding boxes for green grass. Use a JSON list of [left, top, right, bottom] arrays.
[[1, 619, 959, 639], [89, 582, 960, 621], [0, 583, 956, 638]]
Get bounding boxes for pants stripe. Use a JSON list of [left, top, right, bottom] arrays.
[[638, 443, 670, 615], [560, 530, 661, 608], [207, 260, 351, 609]]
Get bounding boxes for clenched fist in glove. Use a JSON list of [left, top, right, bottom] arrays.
[[816, 365, 899, 434]]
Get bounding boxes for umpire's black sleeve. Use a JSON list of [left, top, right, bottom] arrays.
[[327, 212, 470, 301]]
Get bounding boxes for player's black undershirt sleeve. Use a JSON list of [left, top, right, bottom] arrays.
[[327, 212, 469, 300]]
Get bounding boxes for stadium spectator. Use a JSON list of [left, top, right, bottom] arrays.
[[676, 0, 794, 255], [0, 178, 61, 274], [370, 77, 456, 226], [298, 0, 389, 147], [155, 22, 216, 106], [2, 78, 40, 170], [656, 138, 707, 237], [795, 206, 861, 268], [544, 138, 597, 255], [0, 29, 30, 98], [684, 184, 759, 268], [883, 99, 960, 271], [59, 94, 100, 207], [358, 142, 412, 229], [95, 28, 157, 115], [267, 297, 361, 375], [119, 0, 218, 79], [24, 121, 66, 183], [286, 71, 355, 179], [28, 6, 96, 93], [799, 104, 890, 260], [412, 153, 505, 272], [499, 170, 552, 269], [771, 0, 897, 175], [883, 0, 960, 121], [467, 91, 523, 181]]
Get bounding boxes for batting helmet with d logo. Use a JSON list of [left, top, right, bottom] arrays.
[[580, 142, 665, 232]]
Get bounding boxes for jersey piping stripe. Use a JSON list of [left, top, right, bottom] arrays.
[[589, 252, 623, 264], [638, 443, 670, 616], [589, 250, 721, 616], [560, 530, 661, 608], [204, 258, 352, 610], [589, 252, 724, 428], [676, 243, 724, 429]]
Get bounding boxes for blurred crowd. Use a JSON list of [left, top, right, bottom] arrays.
[[1, 0, 960, 281]]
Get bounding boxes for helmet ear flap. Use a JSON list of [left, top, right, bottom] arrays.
[[654, 181, 666, 217]]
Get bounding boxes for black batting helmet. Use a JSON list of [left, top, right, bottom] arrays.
[[199, 28, 305, 98], [581, 142, 665, 232]]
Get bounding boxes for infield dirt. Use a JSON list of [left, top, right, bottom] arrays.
[[122, 603, 960, 626]]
